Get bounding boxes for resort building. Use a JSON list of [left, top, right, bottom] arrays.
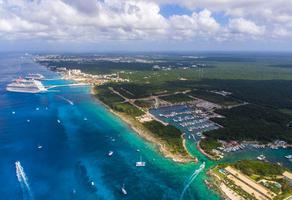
[[283, 171, 292, 186]]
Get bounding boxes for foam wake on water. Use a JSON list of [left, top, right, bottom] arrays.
[[180, 162, 205, 200], [15, 161, 33, 200], [57, 95, 74, 105]]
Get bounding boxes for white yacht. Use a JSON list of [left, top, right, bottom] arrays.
[[6, 78, 46, 93], [108, 151, 114, 156], [257, 154, 266, 161], [136, 156, 146, 167]]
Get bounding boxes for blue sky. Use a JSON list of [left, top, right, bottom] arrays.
[[160, 4, 192, 18], [0, 0, 292, 52]]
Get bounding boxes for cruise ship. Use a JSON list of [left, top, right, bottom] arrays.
[[25, 73, 44, 80], [6, 78, 47, 93]]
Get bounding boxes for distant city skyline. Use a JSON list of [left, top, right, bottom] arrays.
[[1, 0, 292, 52]]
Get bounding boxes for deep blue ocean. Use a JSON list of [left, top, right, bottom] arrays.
[[0, 53, 291, 200]]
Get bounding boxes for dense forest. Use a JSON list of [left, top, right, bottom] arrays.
[[205, 104, 292, 143]]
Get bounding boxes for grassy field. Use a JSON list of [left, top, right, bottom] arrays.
[[134, 99, 154, 109], [112, 102, 144, 117], [233, 160, 284, 177], [94, 86, 144, 117]]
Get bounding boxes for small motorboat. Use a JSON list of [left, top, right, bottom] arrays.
[[108, 151, 114, 156], [121, 183, 127, 195]]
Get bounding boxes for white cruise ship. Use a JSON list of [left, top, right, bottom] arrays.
[[25, 73, 44, 80], [6, 78, 47, 93]]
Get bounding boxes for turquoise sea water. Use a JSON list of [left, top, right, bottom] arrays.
[[0, 53, 291, 200]]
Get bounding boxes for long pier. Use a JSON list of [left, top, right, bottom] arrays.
[[46, 83, 89, 89]]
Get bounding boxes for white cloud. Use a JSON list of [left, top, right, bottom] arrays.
[[157, 0, 292, 38], [273, 28, 291, 38], [0, 0, 291, 45], [228, 18, 265, 35]]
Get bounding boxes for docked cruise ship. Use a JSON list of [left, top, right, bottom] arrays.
[[25, 73, 44, 80], [6, 78, 47, 93]]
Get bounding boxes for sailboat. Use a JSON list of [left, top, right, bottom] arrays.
[[121, 183, 127, 195], [136, 156, 146, 167]]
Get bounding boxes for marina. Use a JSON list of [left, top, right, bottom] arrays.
[[150, 105, 220, 142]]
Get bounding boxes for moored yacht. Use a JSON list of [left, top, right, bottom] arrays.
[[257, 154, 266, 161]]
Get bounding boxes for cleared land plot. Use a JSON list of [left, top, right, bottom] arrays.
[[189, 89, 241, 106], [227, 175, 268, 200], [225, 166, 276, 199], [160, 93, 193, 103]]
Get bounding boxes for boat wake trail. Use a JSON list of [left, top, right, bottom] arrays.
[[179, 162, 205, 200], [58, 95, 74, 105], [15, 161, 33, 200]]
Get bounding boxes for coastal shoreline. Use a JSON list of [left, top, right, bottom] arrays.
[[90, 87, 195, 163], [44, 66, 196, 163], [207, 170, 243, 200], [197, 140, 219, 161], [46, 67, 292, 164]]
